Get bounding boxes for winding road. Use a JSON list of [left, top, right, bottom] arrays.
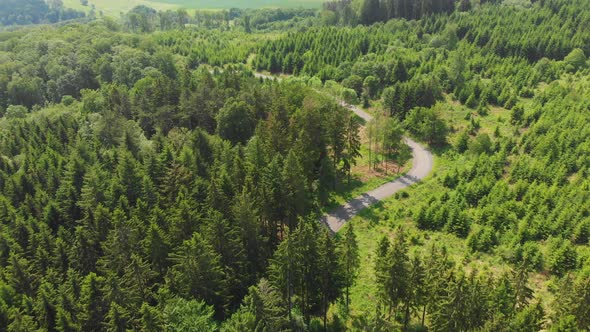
[[253, 72, 434, 233]]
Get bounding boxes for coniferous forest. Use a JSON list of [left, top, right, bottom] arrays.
[[0, 0, 589, 331]]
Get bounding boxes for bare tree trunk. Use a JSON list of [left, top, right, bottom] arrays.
[[385, 146, 388, 175]]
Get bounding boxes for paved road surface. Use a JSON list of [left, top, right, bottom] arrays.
[[253, 72, 434, 233]]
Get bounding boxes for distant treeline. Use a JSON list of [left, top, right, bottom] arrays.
[[322, 0, 505, 26], [0, 0, 85, 26], [123, 5, 317, 33]]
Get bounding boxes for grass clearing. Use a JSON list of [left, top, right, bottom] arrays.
[[150, 0, 325, 9], [64, 0, 324, 17], [64, 0, 179, 16]]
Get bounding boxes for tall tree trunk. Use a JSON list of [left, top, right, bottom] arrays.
[[333, 157, 337, 190], [385, 146, 388, 175], [403, 300, 411, 330], [368, 130, 373, 171], [287, 266, 292, 327], [323, 295, 328, 331]]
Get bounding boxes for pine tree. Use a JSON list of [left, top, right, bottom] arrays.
[[421, 245, 453, 327], [282, 150, 307, 230], [431, 271, 469, 332], [343, 115, 362, 183], [464, 270, 490, 330], [98, 209, 134, 278], [7, 253, 35, 298], [140, 303, 164, 332], [244, 278, 289, 331], [163, 298, 218, 331], [509, 301, 545, 331], [55, 307, 79, 332], [261, 155, 284, 245], [375, 236, 391, 312], [318, 229, 342, 330], [114, 151, 142, 206], [511, 265, 533, 315], [79, 273, 108, 332], [7, 308, 39, 332], [167, 232, 226, 315], [34, 281, 57, 332], [327, 104, 346, 189], [554, 275, 590, 330], [104, 302, 129, 332], [269, 228, 300, 325], [385, 228, 409, 318], [339, 223, 360, 312], [205, 210, 250, 311], [403, 255, 425, 329], [120, 254, 156, 309], [383, 117, 404, 174], [141, 221, 170, 279], [232, 188, 265, 277], [293, 222, 321, 323]]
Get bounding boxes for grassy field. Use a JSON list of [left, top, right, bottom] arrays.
[[152, 0, 325, 9], [64, 0, 324, 17], [63, 0, 178, 16]]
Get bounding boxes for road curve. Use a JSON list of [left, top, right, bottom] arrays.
[[252, 72, 434, 233], [322, 102, 434, 233]]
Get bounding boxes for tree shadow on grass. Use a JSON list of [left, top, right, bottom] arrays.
[[428, 142, 452, 157], [323, 176, 366, 211], [356, 200, 387, 227]]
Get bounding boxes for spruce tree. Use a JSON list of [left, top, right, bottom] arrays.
[[385, 228, 409, 318], [339, 223, 360, 312], [360, 0, 381, 25], [104, 302, 129, 332], [167, 232, 226, 316], [318, 230, 342, 330], [140, 303, 164, 332], [79, 273, 107, 332]]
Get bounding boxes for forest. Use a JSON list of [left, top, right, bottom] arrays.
[[0, 0, 85, 27], [0, 0, 588, 330]]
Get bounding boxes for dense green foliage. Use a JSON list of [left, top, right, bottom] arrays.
[[0, 0, 85, 26], [256, 0, 590, 113], [120, 6, 319, 33], [0, 16, 367, 329], [0, 0, 589, 330], [254, 0, 590, 329]]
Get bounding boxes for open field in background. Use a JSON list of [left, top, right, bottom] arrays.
[[152, 0, 325, 9], [64, 0, 324, 17], [63, 0, 178, 16]]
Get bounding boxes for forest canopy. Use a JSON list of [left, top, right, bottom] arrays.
[[0, 0, 85, 26], [0, 0, 589, 330]]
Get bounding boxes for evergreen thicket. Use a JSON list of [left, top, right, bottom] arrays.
[[0, 0, 589, 330]]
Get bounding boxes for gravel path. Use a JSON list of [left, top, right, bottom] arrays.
[[322, 103, 434, 233], [252, 72, 434, 233]]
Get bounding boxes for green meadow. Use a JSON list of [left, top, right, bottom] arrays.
[[64, 0, 324, 16]]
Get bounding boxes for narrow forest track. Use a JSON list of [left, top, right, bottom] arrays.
[[252, 72, 434, 233]]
